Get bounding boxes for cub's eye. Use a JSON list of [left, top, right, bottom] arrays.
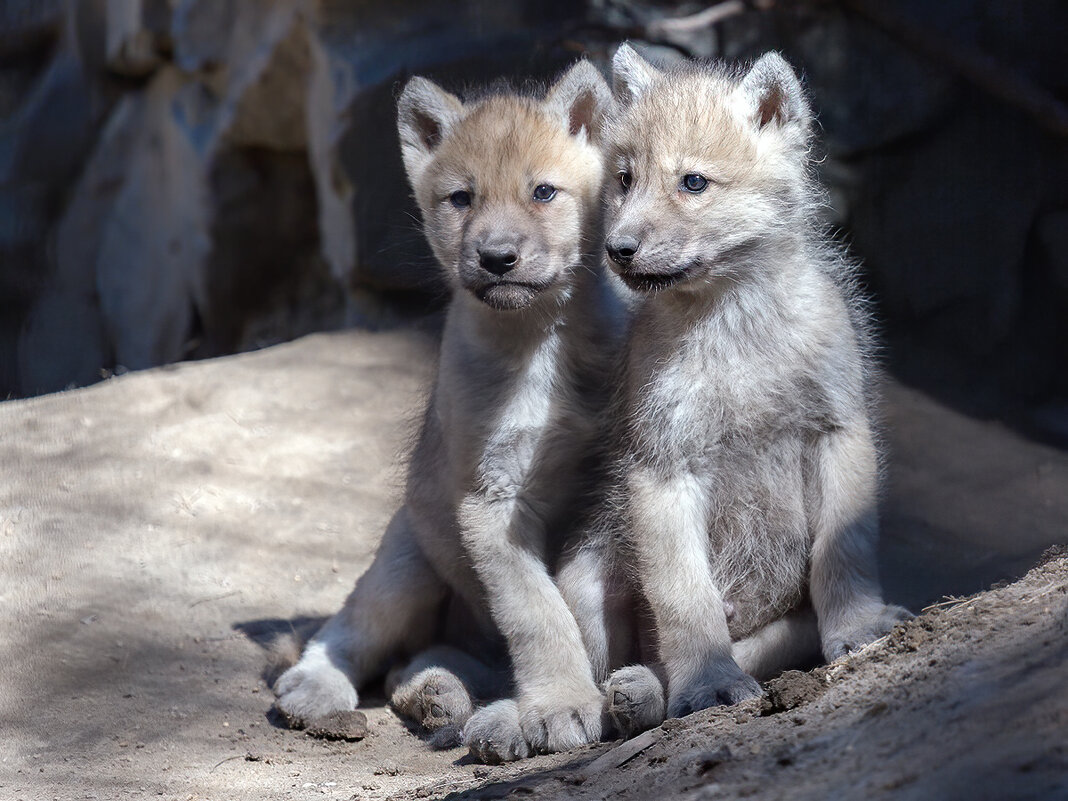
[[532, 184, 557, 202], [618, 171, 633, 191], [682, 174, 709, 193], [450, 190, 472, 208]]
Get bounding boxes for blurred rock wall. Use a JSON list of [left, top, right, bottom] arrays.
[[782, 0, 1068, 443], [2, 0, 1066, 443], [0, 0, 583, 396]]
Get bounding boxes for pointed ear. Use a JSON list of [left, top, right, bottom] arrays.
[[737, 52, 810, 131], [397, 77, 463, 183], [611, 43, 660, 106], [545, 59, 612, 142]]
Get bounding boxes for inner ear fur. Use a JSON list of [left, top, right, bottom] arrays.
[[545, 59, 612, 141], [738, 52, 810, 130], [397, 77, 464, 181]]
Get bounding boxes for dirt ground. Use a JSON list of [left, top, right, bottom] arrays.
[[2, 327, 1066, 801]]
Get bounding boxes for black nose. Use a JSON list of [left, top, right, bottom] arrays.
[[606, 235, 640, 266], [478, 245, 519, 275]]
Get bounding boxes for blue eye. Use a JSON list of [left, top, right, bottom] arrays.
[[682, 174, 708, 193], [450, 190, 471, 208], [533, 184, 556, 202]]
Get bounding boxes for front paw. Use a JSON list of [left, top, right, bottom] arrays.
[[667, 659, 762, 719], [822, 603, 913, 661], [275, 659, 358, 726], [463, 700, 532, 764], [604, 664, 666, 738], [519, 682, 604, 754], [389, 666, 473, 731]]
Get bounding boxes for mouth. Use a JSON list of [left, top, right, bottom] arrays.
[[472, 280, 554, 311], [615, 266, 693, 293]]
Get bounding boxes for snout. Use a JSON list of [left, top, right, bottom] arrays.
[[478, 244, 519, 276], [606, 235, 640, 267], [462, 236, 560, 311], [605, 232, 695, 292]]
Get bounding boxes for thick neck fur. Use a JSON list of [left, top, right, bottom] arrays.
[[448, 279, 570, 365], [630, 224, 817, 368], [435, 245, 615, 477], [624, 237, 857, 473]]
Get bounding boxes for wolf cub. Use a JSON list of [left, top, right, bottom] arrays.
[[600, 46, 910, 727], [275, 62, 624, 759]]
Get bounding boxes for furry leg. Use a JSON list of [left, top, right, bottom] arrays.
[[733, 607, 822, 680], [807, 424, 911, 661], [629, 468, 761, 718], [557, 541, 614, 684], [460, 492, 602, 755]]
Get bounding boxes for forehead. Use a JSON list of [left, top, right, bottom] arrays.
[[431, 97, 588, 186], [611, 71, 755, 168]]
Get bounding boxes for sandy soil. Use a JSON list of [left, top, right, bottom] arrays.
[[1, 327, 1065, 801]]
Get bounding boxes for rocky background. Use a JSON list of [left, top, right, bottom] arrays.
[[2, 0, 1067, 445]]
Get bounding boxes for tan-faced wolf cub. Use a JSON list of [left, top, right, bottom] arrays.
[[273, 61, 626, 760], [598, 45, 910, 731]]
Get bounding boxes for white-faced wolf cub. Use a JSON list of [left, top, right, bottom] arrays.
[[273, 61, 625, 759], [598, 45, 910, 730]]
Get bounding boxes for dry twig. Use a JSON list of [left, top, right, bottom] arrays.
[[646, 1, 748, 38]]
